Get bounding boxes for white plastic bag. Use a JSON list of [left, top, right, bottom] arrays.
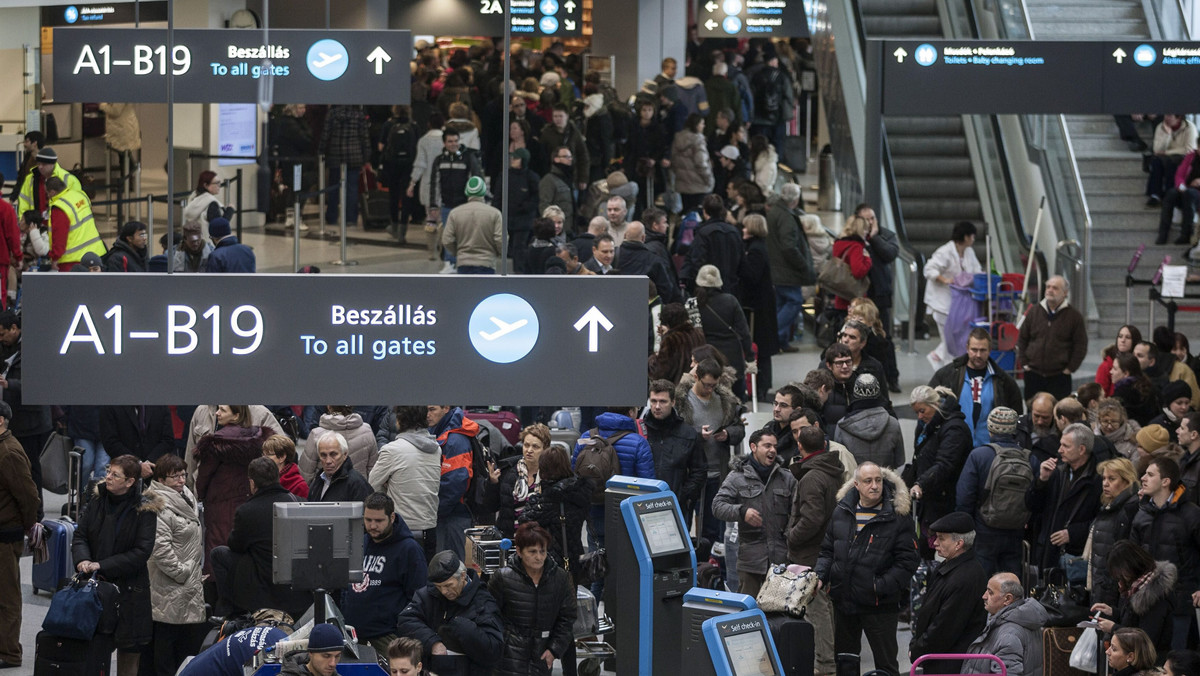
[[1069, 626, 1099, 673]]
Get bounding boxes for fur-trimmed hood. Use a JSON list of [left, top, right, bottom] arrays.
[[834, 465, 911, 517], [1129, 560, 1178, 616], [92, 479, 164, 514]]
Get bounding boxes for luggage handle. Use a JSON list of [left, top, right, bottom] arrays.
[[911, 653, 1006, 676]]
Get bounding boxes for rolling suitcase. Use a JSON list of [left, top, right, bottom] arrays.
[[359, 167, 390, 230], [465, 409, 522, 446], [765, 613, 815, 676], [34, 629, 113, 675], [61, 450, 83, 521], [31, 518, 75, 596]]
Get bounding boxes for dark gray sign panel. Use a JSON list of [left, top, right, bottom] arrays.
[[52, 28, 412, 104], [696, 0, 809, 38], [42, 2, 169, 27], [23, 274, 647, 406], [389, 0, 582, 37], [1103, 42, 1200, 114]]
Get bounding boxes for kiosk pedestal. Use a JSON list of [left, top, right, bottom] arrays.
[[681, 589, 758, 675], [702, 609, 787, 676]]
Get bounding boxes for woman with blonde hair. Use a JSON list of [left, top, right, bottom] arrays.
[[829, 214, 873, 316], [849, 297, 901, 393], [1090, 458, 1141, 609], [904, 385, 971, 557]]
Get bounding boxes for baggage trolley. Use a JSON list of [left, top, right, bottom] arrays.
[[911, 653, 1006, 676], [464, 526, 511, 577]]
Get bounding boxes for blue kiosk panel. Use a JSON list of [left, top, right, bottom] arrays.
[[682, 589, 758, 675], [703, 609, 786, 676]]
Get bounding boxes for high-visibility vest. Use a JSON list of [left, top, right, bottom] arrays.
[[49, 186, 105, 265], [17, 163, 81, 217]]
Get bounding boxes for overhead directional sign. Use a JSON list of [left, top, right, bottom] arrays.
[[389, 0, 581, 37], [697, 0, 809, 38], [22, 274, 647, 406], [52, 28, 412, 104], [880, 40, 1200, 115]]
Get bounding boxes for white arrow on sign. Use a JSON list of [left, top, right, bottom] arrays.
[[367, 46, 392, 75], [573, 306, 614, 353], [564, 0, 576, 11], [705, 1, 718, 11], [565, 18, 576, 30], [893, 47, 908, 63], [705, 18, 718, 30], [1113, 47, 1127, 63]]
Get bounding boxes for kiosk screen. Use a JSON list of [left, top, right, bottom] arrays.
[[637, 509, 686, 555], [722, 630, 778, 676]]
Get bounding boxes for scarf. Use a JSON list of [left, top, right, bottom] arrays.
[[512, 460, 540, 517], [1125, 569, 1156, 599]]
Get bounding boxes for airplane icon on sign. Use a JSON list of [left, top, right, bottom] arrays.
[[479, 317, 529, 341], [311, 52, 344, 69]]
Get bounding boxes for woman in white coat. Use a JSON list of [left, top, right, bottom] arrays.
[[182, 170, 231, 229], [924, 220, 981, 368]]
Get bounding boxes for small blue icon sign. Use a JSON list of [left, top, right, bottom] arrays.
[[722, 16, 742, 34], [723, 0, 742, 15], [915, 43, 938, 67], [306, 39, 349, 81], [540, 16, 559, 33], [1133, 44, 1157, 67], [64, 6, 79, 23], [540, 0, 559, 14], [469, 294, 540, 364]]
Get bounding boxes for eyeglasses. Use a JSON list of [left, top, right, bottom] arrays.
[[772, 401, 792, 409], [831, 358, 853, 367], [105, 470, 128, 480]]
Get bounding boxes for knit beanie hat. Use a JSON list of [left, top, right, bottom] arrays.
[[307, 623, 343, 653], [36, 147, 57, 163], [208, 217, 231, 239], [1161, 380, 1192, 406], [987, 406, 1019, 437], [1136, 424, 1171, 454], [465, 175, 487, 198], [852, 373, 881, 401]]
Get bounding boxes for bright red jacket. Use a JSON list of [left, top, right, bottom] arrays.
[[830, 236, 873, 310]]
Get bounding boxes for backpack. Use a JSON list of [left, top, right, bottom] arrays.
[[978, 443, 1034, 530], [384, 121, 417, 167], [462, 423, 497, 524], [752, 69, 782, 121], [575, 428, 630, 503]]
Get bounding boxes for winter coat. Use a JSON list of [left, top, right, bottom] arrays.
[[682, 219, 745, 295], [396, 570, 505, 674], [486, 456, 535, 537], [1130, 486, 1200, 615], [370, 431, 442, 532], [1016, 299, 1089, 376], [752, 146, 778, 195], [928, 354, 1025, 427], [411, 129, 445, 208], [648, 324, 707, 384], [787, 449, 844, 566], [225, 483, 308, 617], [923, 239, 982, 315], [195, 425, 273, 560], [583, 99, 614, 180], [671, 129, 714, 195], [1090, 485, 1140, 608], [443, 198, 504, 268], [539, 122, 589, 186], [1181, 449, 1200, 504], [1027, 451, 1103, 571], [341, 514, 427, 639], [99, 103, 141, 151], [830, 236, 872, 311], [99, 404, 175, 464], [641, 409, 707, 504], [430, 148, 484, 210], [104, 238, 147, 273], [307, 455, 372, 503], [145, 481, 205, 625], [1153, 118, 1197, 156], [910, 548, 989, 673], [698, 291, 754, 378], [618, 240, 681, 304], [431, 408, 480, 521], [72, 481, 160, 649], [4, 350, 56, 441], [674, 371, 748, 475], [815, 466, 919, 614], [765, 197, 815, 287], [833, 404, 905, 469], [204, 236, 256, 273], [182, 191, 227, 230], [0, 430, 37, 537], [955, 438, 1029, 539], [279, 463, 309, 499], [573, 412, 656, 480], [962, 598, 1050, 676], [1113, 561, 1178, 654], [739, 236, 780, 358], [538, 165, 575, 230], [519, 475, 592, 572], [713, 455, 797, 575], [302, 413, 380, 478], [1113, 378, 1161, 427], [866, 227, 900, 310], [488, 557, 577, 676], [904, 398, 973, 527], [319, 105, 371, 167], [185, 405, 284, 482]]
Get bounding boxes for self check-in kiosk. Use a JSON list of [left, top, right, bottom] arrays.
[[681, 589, 758, 675], [605, 476, 697, 676], [703, 609, 786, 676]]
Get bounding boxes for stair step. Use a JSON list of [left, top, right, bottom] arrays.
[[893, 157, 973, 176], [1071, 136, 1137, 154], [1078, 161, 1146, 177], [885, 116, 964, 135], [1031, 21, 1149, 38], [1080, 176, 1144, 192], [899, 199, 984, 221], [1028, 5, 1142, 20], [859, 0, 938, 14], [889, 135, 968, 155], [861, 16, 942, 37], [896, 177, 978, 197]]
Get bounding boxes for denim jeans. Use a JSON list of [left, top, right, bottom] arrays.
[[973, 531, 1023, 577], [439, 207, 457, 265], [587, 504, 606, 599], [775, 284, 806, 344], [324, 165, 362, 226], [76, 437, 109, 482]]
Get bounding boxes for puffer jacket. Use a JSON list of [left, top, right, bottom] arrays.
[[833, 404, 906, 469], [99, 103, 141, 151], [370, 430, 442, 532], [787, 449, 844, 566], [302, 413, 379, 478], [519, 475, 593, 572], [904, 397, 973, 527], [573, 412, 656, 480], [1090, 485, 1140, 608], [961, 598, 1050, 676], [753, 145, 778, 195], [195, 425, 273, 562], [815, 466, 919, 614], [641, 409, 706, 504], [396, 570, 505, 675], [712, 455, 796, 575], [1130, 486, 1200, 615], [72, 481, 160, 649], [1114, 560, 1178, 653], [488, 556, 577, 676], [671, 130, 714, 195], [145, 481, 205, 625]]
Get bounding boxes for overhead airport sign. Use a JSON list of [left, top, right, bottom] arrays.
[[42, 2, 168, 26], [697, 0, 809, 38], [22, 274, 648, 406], [880, 40, 1200, 115], [389, 0, 582, 37], [52, 28, 412, 104]]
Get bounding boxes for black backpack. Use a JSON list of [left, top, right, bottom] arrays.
[[384, 121, 417, 167], [463, 425, 497, 524], [752, 69, 783, 120], [575, 429, 629, 503]]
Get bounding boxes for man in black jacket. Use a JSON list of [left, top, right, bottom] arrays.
[[857, 204, 900, 340], [498, 148, 540, 273], [307, 433, 372, 502], [642, 379, 706, 510], [617, 222, 680, 303], [1015, 391, 1060, 467], [681, 194, 744, 295], [99, 405, 176, 479], [1026, 423, 1102, 572], [909, 512, 989, 674], [429, 130, 484, 225], [929, 328, 1025, 448]]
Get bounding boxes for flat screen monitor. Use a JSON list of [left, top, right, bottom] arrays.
[[272, 501, 364, 589], [722, 629, 779, 676], [637, 508, 687, 556]]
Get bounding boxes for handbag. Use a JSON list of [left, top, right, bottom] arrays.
[[1059, 551, 1088, 585], [1069, 626, 1099, 673], [42, 573, 106, 640], [1034, 568, 1091, 627], [756, 563, 817, 617], [39, 432, 73, 495], [817, 254, 869, 301], [1044, 626, 1084, 675], [575, 548, 608, 590]]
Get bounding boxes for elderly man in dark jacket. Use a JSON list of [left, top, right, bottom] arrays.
[[397, 551, 505, 676], [642, 379, 706, 508], [928, 327, 1025, 447], [766, 186, 814, 351], [816, 462, 919, 676], [1027, 423, 1103, 572], [307, 432, 372, 502], [617, 222, 680, 303], [909, 512, 989, 674], [962, 573, 1049, 676]]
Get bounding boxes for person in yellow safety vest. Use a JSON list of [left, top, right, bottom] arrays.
[[45, 176, 105, 272], [16, 147, 82, 219]]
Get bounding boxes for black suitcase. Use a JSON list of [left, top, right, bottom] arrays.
[[360, 189, 391, 230], [34, 630, 113, 675], [765, 613, 815, 676]]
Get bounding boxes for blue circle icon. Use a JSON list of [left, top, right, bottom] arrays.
[[539, 16, 559, 33], [306, 39, 349, 81], [540, 0, 559, 14], [64, 6, 78, 23], [722, 16, 742, 34], [1133, 44, 1157, 67], [723, 0, 742, 15], [469, 294, 540, 364], [915, 43, 938, 67]]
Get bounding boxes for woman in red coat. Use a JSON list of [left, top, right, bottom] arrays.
[[262, 433, 309, 499], [829, 214, 874, 313], [194, 405, 273, 572]]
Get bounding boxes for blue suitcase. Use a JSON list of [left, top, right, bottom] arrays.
[[31, 518, 75, 596]]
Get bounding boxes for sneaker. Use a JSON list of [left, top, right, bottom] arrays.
[[438, 261, 456, 274], [780, 344, 800, 353], [1147, 196, 1162, 207]]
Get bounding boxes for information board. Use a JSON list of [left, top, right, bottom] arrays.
[[52, 28, 412, 104], [22, 274, 647, 405], [696, 0, 809, 38], [389, 0, 583, 37]]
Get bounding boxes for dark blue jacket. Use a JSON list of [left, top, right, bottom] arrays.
[[572, 412, 655, 480], [179, 626, 288, 676], [205, 236, 256, 273], [341, 514, 427, 639], [431, 407, 479, 520]]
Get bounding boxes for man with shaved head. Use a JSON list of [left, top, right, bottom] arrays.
[[961, 573, 1049, 676], [616, 220, 680, 303], [571, 215, 610, 264], [1015, 392, 1061, 468]]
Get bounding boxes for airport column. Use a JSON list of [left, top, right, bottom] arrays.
[[591, 0, 685, 100]]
